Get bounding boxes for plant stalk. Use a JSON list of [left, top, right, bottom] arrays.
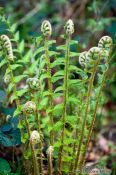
[[48, 150, 53, 175], [24, 112, 39, 175], [33, 94, 43, 175], [44, 38, 54, 145], [58, 36, 70, 174]]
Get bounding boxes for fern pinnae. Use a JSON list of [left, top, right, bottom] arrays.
[[58, 19, 74, 174]]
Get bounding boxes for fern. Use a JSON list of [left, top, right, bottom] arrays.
[[0, 16, 113, 175]]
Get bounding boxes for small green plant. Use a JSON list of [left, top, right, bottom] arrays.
[[0, 17, 113, 175]]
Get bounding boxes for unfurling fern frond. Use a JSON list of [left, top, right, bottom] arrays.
[[0, 35, 14, 61]]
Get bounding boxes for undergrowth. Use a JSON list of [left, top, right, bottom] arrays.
[[0, 16, 113, 175]]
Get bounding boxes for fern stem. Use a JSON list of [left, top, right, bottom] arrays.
[[32, 94, 43, 175], [48, 147, 54, 175], [24, 112, 39, 175], [44, 38, 54, 145], [48, 156, 53, 175], [36, 114, 43, 175], [58, 36, 70, 174]]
